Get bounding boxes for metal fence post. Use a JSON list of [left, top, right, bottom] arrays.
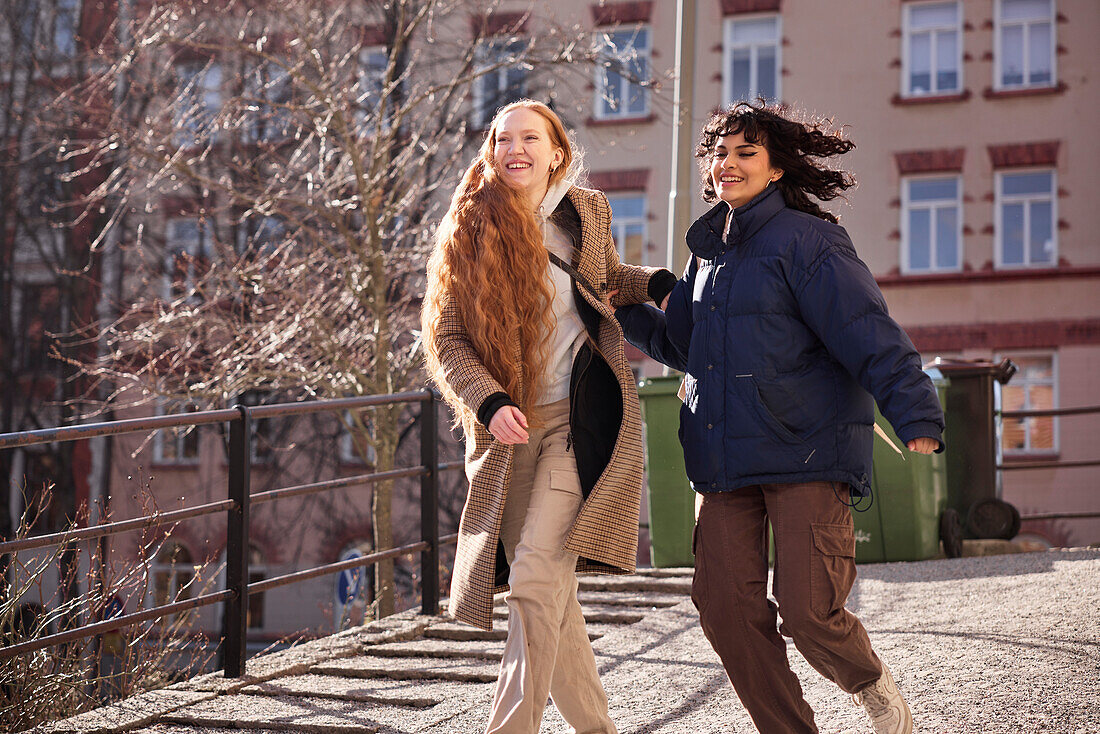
[[225, 406, 252, 677], [420, 390, 440, 616]]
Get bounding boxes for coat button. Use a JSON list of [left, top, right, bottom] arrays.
[[707, 364, 714, 370], [710, 305, 716, 311], [707, 423, 713, 429]]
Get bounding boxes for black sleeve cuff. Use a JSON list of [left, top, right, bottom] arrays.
[[647, 269, 677, 305], [477, 392, 518, 428]]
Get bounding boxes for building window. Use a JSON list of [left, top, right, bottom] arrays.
[[153, 400, 201, 464], [243, 60, 292, 143], [339, 410, 377, 465], [901, 176, 961, 273], [247, 545, 266, 629], [237, 390, 278, 463], [356, 46, 389, 134], [594, 27, 650, 120], [1000, 353, 1056, 455], [608, 194, 647, 265], [15, 283, 61, 373], [723, 15, 780, 105], [237, 215, 285, 258], [996, 169, 1055, 268], [473, 38, 529, 129], [53, 0, 78, 57], [151, 542, 195, 622], [173, 61, 222, 148], [902, 1, 961, 96], [164, 218, 212, 301], [995, 0, 1055, 89]]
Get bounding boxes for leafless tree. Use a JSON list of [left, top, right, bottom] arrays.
[[0, 0, 113, 625], [67, 0, 610, 617]]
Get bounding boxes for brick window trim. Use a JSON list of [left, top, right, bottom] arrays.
[[587, 168, 650, 192], [891, 90, 971, 106], [591, 1, 653, 26], [895, 148, 966, 175], [983, 82, 1067, 100], [903, 317, 1100, 353], [988, 141, 1059, 169], [161, 196, 214, 218], [720, 0, 781, 15], [877, 263, 1100, 288], [469, 11, 529, 37], [358, 25, 388, 47]]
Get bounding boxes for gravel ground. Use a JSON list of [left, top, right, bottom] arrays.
[[43, 548, 1100, 734], [556, 547, 1100, 734]]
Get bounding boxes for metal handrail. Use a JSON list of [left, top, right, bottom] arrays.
[[0, 389, 461, 678], [999, 405, 1100, 418], [995, 403, 1100, 522]]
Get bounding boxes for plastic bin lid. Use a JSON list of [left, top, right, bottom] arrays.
[[924, 357, 1017, 384]]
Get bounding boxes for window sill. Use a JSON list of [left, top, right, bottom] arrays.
[[586, 113, 656, 127], [891, 90, 971, 106], [876, 263, 1100, 287], [983, 82, 1067, 100], [1001, 452, 1060, 464]]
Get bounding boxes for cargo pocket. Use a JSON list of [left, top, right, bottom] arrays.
[[809, 522, 856, 618], [526, 468, 584, 552], [690, 518, 708, 614]]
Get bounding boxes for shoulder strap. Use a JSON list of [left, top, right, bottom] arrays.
[[546, 249, 600, 301]]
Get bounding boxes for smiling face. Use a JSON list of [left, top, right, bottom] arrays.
[[710, 131, 783, 209], [493, 107, 565, 209]]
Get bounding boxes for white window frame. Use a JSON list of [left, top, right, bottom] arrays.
[[173, 61, 222, 148], [472, 37, 530, 129], [152, 400, 201, 465], [722, 14, 782, 106], [52, 0, 79, 57], [901, 1, 963, 97], [900, 175, 963, 274], [994, 168, 1057, 269], [149, 541, 195, 622], [997, 351, 1058, 455], [356, 45, 389, 134], [994, 0, 1056, 90], [242, 60, 292, 143], [339, 410, 377, 465], [593, 26, 651, 120], [607, 193, 648, 266]]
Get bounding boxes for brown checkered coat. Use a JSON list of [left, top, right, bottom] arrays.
[[432, 185, 663, 630]]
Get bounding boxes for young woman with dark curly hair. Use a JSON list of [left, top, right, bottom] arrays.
[[421, 99, 675, 734], [616, 101, 944, 734]]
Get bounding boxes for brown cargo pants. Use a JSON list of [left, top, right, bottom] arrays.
[[692, 481, 884, 734]]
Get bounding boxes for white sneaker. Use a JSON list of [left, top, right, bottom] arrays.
[[853, 663, 913, 734]]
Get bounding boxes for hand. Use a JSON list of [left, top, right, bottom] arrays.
[[603, 288, 620, 313], [907, 437, 938, 455], [660, 294, 670, 311], [488, 405, 529, 444]]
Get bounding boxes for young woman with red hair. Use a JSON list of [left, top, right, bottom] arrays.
[[422, 100, 676, 734]]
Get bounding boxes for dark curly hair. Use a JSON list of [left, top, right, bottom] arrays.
[[696, 100, 856, 223]]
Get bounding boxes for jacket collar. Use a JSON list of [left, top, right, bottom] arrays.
[[686, 184, 786, 260]]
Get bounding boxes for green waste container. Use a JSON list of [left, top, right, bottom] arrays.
[[853, 371, 950, 563], [930, 358, 1018, 538], [638, 375, 695, 568]]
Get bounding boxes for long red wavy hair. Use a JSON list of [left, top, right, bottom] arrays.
[[422, 100, 575, 422]]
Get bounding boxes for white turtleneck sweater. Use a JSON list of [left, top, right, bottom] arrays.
[[536, 178, 586, 405]]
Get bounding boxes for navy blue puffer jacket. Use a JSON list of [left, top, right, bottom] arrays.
[[618, 185, 944, 496]]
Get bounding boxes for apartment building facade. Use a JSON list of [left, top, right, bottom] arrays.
[[6, 0, 1096, 655], [548, 0, 1098, 547]]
